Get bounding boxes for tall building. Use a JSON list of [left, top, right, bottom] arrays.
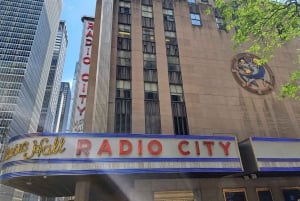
[[38, 21, 68, 132], [70, 16, 94, 132], [83, 0, 300, 200], [0, 0, 62, 201], [1, 1, 300, 201], [53, 82, 71, 132], [0, 0, 63, 137]]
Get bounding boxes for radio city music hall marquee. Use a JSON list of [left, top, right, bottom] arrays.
[[1, 133, 243, 177]]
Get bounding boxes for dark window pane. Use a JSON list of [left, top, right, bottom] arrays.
[[282, 189, 300, 201], [163, 0, 173, 9], [142, 17, 154, 28], [172, 102, 189, 135], [224, 191, 247, 201], [144, 69, 158, 82], [257, 190, 273, 201], [115, 99, 131, 133], [145, 101, 161, 134]]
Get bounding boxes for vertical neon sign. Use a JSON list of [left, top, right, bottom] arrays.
[[72, 18, 94, 132]]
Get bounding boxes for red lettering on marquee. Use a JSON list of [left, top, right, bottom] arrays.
[[195, 141, 200, 155], [138, 140, 143, 156], [76, 139, 91, 156], [219, 141, 231, 156], [119, 140, 132, 155], [148, 140, 162, 156], [98, 139, 112, 156], [203, 141, 214, 156], [178, 140, 190, 156]]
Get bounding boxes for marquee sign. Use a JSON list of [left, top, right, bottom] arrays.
[[239, 137, 300, 172], [0, 133, 243, 178]]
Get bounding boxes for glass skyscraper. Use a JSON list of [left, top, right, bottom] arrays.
[[0, 0, 62, 200], [0, 0, 62, 137], [38, 21, 68, 132], [0, 0, 62, 135], [53, 81, 71, 132]]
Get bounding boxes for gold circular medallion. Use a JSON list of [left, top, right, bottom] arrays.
[[231, 53, 275, 95]]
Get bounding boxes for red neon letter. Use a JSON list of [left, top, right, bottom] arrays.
[[83, 56, 91, 65], [85, 38, 92, 46], [97, 139, 112, 156], [178, 140, 190, 156], [203, 141, 215, 156], [195, 141, 200, 156], [76, 139, 91, 156], [138, 140, 143, 156], [86, 30, 93, 38], [81, 73, 89, 82], [148, 140, 162, 156], [219, 141, 231, 156], [77, 106, 86, 116], [119, 140, 132, 156], [87, 22, 94, 30], [79, 94, 87, 104]]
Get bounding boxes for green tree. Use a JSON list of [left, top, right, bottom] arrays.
[[214, 0, 300, 99]]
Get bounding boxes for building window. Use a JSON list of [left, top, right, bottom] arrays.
[[115, 99, 131, 133], [162, 0, 174, 9], [144, 53, 156, 69], [115, 80, 131, 133], [256, 188, 273, 201], [166, 44, 178, 56], [145, 101, 161, 134], [118, 37, 131, 50], [144, 69, 158, 82], [142, 17, 154, 28], [117, 50, 131, 66], [142, 0, 153, 6], [170, 84, 183, 102], [168, 71, 182, 84], [144, 82, 158, 100], [282, 188, 300, 201], [116, 80, 131, 99], [190, 13, 201, 26], [117, 66, 131, 80], [119, 2, 131, 25], [143, 41, 156, 53], [223, 188, 248, 201], [142, 28, 155, 41], [163, 9, 176, 31], [172, 102, 189, 135], [118, 24, 131, 38], [163, 9, 173, 16], [142, 5, 153, 18]]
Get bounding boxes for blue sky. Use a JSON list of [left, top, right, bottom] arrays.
[[60, 0, 96, 84]]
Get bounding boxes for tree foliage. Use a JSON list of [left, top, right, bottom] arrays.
[[214, 0, 300, 99]]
